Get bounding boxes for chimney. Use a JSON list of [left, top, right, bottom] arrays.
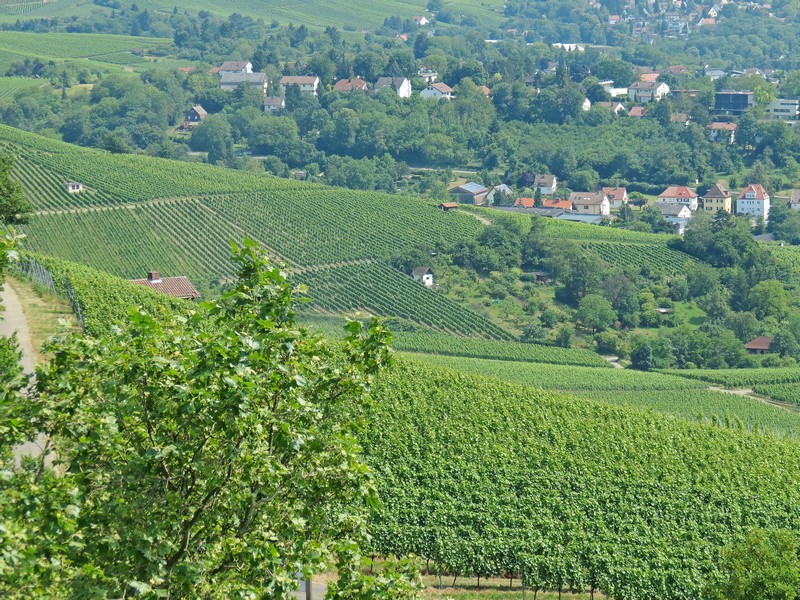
[[147, 271, 161, 283]]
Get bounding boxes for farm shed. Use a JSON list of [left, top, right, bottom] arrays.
[[412, 267, 434, 287], [130, 271, 201, 301]]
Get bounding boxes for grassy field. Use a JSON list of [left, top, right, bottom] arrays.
[[0, 0, 506, 28]]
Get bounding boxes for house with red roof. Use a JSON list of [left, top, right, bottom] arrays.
[[708, 122, 737, 143], [657, 186, 699, 211], [130, 272, 201, 301], [602, 187, 628, 208], [333, 78, 368, 92], [737, 184, 770, 220]]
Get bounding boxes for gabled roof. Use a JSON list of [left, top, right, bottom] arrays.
[[333, 78, 368, 91], [220, 72, 267, 85], [569, 192, 607, 205], [375, 76, 408, 89], [543, 199, 573, 209], [630, 80, 667, 90], [534, 173, 556, 186], [659, 186, 698, 199], [602, 187, 627, 199], [745, 336, 772, 351], [704, 183, 730, 198], [189, 105, 207, 117], [130, 276, 201, 300], [790, 190, 800, 204], [452, 182, 489, 195], [280, 75, 319, 85], [430, 82, 454, 94], [738, 184, 769, 200], [628, 106, 646, 117], [708, 122, 737, 130], [219, 60, 251, 71], [412, 266, 433, 277], [264, 96, 285, 107], [655, 203, 691, 216]]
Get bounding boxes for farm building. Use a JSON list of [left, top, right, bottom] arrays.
[[130, 272, 201, 301], [65, 182, 84, 194], [183, 105, 207, 128], [412, 267, 434, 287], [438, 202, 459, 211], [745, 336, 773, 355], [448, 182, 489, 205]]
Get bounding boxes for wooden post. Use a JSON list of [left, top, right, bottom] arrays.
[[305, 577, 313, 600]]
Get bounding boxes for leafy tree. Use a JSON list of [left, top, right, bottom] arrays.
[[0, 155, 32, 224], [630, 341, 656, 371], [576, 293, 616, 333], [770, 331, 800, 359], [748, 279, 789, 320], [707, 528, 800, 600], [1, 242, 418, 598]]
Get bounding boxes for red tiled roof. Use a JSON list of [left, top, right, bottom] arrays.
[[515, 197, 536, 208], [745, 336, 772, 351], [602, 187, 627, 200], [439, 202, 459, 208], [543, 199, 573, 209], [333, 78, 368, 91], [130, 275, 201, 300], [431, 82, 454, 94], [659, 186, 698, 200], [628, 106, 645, 117], [708, 122, 737, 130], [738, 184, 769, 200]]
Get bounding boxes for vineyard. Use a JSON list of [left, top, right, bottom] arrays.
[[661, 367, 800, 387], [411, 354, 707, 390], [0, 31, 172, 60], [363, 359, 800, 599], [296, 263, 513, 339], [752, 383, 800, 406], [393, 331, 610, 367], [0, 77, 46, 98], [0, 0, 50, 16], [577, 389, 800, 438], [579, 241, 692, 274]]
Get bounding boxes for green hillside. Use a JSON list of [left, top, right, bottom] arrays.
[[0, 0, 506, 28], [363, 359, 800, 598]]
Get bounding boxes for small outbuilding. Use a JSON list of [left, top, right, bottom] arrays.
[[130, 271, 201, 301], [439, 202, 459, 211], [412, 266, 434, 288], [745, 336, 773, 355], [65, 182, 84, 194]]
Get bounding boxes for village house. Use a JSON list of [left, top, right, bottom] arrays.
[[704, 66, 726, 80], [533, 173, 557, 195], [628, 81, 670, 102], [602, 187, 628, 208], [374, 77, 412, 98], [569, 192, 611, 216], [486, 184, 513, 204], [596, 101, 627, 115], [514, 197, 537, 208], [263, 96, 286, 112], [703, 183, 732, 213], [333, 78, 368, 92], [745, 336, 773, 355], [130, 272, 201, 301], [220, 72, 268, 94], [789, 190, 800, 210], [627, 106, 646, 118], [65, 181, 83, 194], [657, 186, 699, 211], [218, 60, 253, 75], [183, 105, 207, 128], [420, 82, 454, 100], [714, 90, 754, 115], [543, 199, 573, 210], [671, 112, 691, 126], [656, 203, 693, 219], [417, 68, 438, 83], [412, 15, 429, 26], [736, 184, 770, 220], [707, 122, 737, 144], [412, 266, 434, 287], [279, 75, 320, 95], [448, 182, 489, 205], [766, 98, 800, 121]]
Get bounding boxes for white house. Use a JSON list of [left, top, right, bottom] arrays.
[[279, 75, 320, 95], [602, 187, 628, 208], [264, 96, 286, 112], [658, 186, 699, 211], [766, 98, 800, 121], [707, 122, 737, 144], [374, 77, 412, 98], [65, 181, 84, 194], [219, 61, 253, 75], [412, 15, 429, 26], [412, 266, 434, 287], [628, 81, 670, 103], [737, 184, 770, 220], [569, 192, 611, 216], [655, 203, 693, 219], [533, 174, 557, 195], [420, 82, 454, 100], [220, 72, 268, 94]]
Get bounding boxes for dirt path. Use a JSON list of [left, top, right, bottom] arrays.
[[603, 356, 624, 369], [708, 386, 800, 412]]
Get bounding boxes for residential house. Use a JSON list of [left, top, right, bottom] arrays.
[[412, 15, 429, 26], [670, 112, 690, 126], [628, 106, 646, 117], [789, 189, 800, 210], [479, 85, 491, 97], [766, 98, 800, 120], [279, 75, 320, 95], [569, 192, 611, 216], [333, 78, 368, 92], [264, 96, 286, 112], [664, 65, 690, 76], [514, 197, 537, 208], [219, 61, 253, 75], [412, 266, 434, 287], [608, 14, 621, 24], [130, 272, 201, 301], [183, 105, 207, 128], [714, 90, 754, 115], [374, 76, 412, 98], [736, 184, 770, 220], [486, 184, 513, 204], [703, 183, 732, 213], [420, 82, 454, 100], [596, 101, 627, 115], [602, 187, 628, 208], [533, 173, 557, 195], [628, 81, 670, 102], [707, 122, 737, 144], [657, 186, 699, 211], [745, 336, 773, 355], [543, 199, 573, 209], [655, 203, 693, 219], [65, 181, 83, 194], [417, 68, 438, 83], [220, 72, 268, 94], [448, 182, 489, 205], [704, 66, 726, 80]]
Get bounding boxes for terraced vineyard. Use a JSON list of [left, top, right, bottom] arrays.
[[0, 0, 50, 16], [0, 77, 46, 98], [661, 367, 800, 387], [393, 331, 610, 366], [296, 262, 513, 340], [580, 241, 692, 274], [412, 354, 707, 390]]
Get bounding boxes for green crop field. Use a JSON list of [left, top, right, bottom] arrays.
[[753, 383, 800, 405], [0, 76, 47, 98], [410, 354, 708, 390], [660, 367, 800, 387], [363, 359, 800, 597], [579, 241, 692, 273]]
